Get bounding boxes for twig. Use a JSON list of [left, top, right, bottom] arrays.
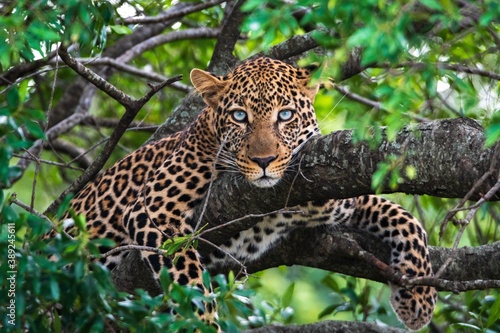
[[11, 196, 50, 222], [408, 276, 500, 293], [436, 145, 500, 278], [334, 85, 382, 110], [197, 237, 249, 278], [117, 28, 221, 65], [440, 145, 500, 238], [333, 84, 429, 122], [10, 195, 74, 240], [284, 155, 305, 208], [12, 153, 84, 170], [99, 244, 168, 259], [194, 208, 303, 241], [85, 116, 159, 132], [194, 130, 234, 233]]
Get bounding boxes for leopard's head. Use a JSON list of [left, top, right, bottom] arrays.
[[191, 57, 319, 188]]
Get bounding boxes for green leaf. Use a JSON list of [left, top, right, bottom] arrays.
[[371, 162, 390, 191], [321, 275, 340, 292], [2, 205, 19, 223], [227, 270, 235, 288], [318, 303, 345, 319], [450, 323, 482, 331], [0, 189, 4, 212], [282, 283, 295, 308], [202, 270, 212, 290], [24, 120, 46, 139], [405, 165, 417, 180], [74, 214, 87, 232], [109, 25, 133, 35], [7, 87, 20, 109], [485, 123, 500, 147], [161, 235, 190, 255], [487, 295, 500, 327], [420, 0, 443, 10], [53, 309, 62, 333], [159, 267, 172, 292], [50, 276, 61, 300]]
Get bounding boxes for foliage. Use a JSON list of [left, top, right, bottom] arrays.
[[0, 0, 113, 68], [0, 205, 267, 332]]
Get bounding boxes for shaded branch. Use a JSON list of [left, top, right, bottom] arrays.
[[117, 27, 221, 64], [46, 139, 93, 170], [112, 227, 500, 296], [58, 57, 191, 92], [121, 0, 226, 25], [379, 62, 500, 81]]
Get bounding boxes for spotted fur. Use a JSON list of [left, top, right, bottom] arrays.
[[65, 57, 436, 330]]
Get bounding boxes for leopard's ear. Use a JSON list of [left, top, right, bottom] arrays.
[[297, 66, 319, 102], [190, 69, 227, 109], [296, 65, 320, 102]]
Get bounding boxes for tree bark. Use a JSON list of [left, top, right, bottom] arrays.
[[194, 118, 500, 252]]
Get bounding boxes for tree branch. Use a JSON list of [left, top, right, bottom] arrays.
[[44, 75, 182, 215], [111, 119, 500, 300], [244, 321, 407, 333], [193, 118, 499, 251], [117, 27, 221, 64], [58, 45, 137, 108]]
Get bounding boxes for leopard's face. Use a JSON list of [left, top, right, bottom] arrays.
[[191, 58, 319, 188]]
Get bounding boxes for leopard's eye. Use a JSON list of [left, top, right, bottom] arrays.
[[232, 110, 247, 123], [278, 110, 294, 122]]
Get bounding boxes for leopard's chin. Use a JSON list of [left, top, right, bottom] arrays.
[[251, 176, 280, 188]]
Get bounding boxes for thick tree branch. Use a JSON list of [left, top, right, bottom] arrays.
[[112, 119, 500, 299], [194, 118, 499, 251], [112, 228, 500, 296]]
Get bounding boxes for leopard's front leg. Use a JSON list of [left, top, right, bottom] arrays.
[[207, 195, 436, 330], [122, 198, 219, 331]]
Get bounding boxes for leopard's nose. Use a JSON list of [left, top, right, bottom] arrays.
[[250, 155, 277, 169]]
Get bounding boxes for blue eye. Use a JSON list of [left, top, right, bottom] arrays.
[[278, 110, 294, 121], [232, 110, 247, 123]]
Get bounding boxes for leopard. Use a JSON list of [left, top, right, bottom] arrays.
[[63, 57, 437, 331]]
